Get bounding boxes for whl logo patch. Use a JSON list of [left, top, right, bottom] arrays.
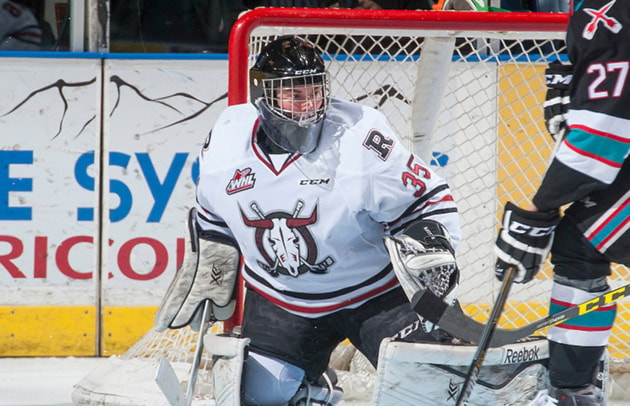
[[226, 168, 256, 195]]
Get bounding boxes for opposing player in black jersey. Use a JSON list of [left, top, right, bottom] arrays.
[[495, 1, 630, 404]]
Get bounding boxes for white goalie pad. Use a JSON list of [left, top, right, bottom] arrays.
[[154, 208, 240, 331], [205, 334, 250, 406], [373, 337, 549, 406]]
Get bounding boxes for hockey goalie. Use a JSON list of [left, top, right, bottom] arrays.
[[152, 36, 561, 406], [154, 208, 557, 405]]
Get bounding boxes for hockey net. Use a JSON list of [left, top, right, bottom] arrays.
[[73, 8, 630, 405]]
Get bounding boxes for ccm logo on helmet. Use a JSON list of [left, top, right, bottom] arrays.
[[293, 69, 320, 75], [508, 221, 556, 237], [503, 345, 541, 364]]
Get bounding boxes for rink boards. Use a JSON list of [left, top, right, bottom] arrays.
[[1, 53, 628, 357]]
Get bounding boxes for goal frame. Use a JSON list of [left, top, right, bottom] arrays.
[[228, 8, 569, 106], [224, 7, 569, 330]]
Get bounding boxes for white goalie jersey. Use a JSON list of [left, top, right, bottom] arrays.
[[195, 98, 460, 318]]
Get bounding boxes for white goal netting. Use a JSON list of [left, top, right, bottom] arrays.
[[73, 8, 630, 405]]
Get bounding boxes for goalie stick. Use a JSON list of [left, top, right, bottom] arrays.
[[412, 280, 630, 348], [155, 299, 212, 406], [456, 266, 516, 406]]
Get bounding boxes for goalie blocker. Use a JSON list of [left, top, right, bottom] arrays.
[[154, 208, 240, 332]]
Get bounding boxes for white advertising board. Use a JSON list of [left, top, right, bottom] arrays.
[[0, 52, 498, 354], [0, 57, 102, 305], [0, 54, 229, 354], [101, 58, 228, 305], [0, 56, 229, 308]]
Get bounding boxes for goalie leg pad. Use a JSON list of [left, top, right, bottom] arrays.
[[373, 337, 549, 406], [154, 208, 240, 331], [206, 334, 250, 406]]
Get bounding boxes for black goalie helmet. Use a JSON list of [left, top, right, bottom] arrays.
[[250, 36, 330, 154]]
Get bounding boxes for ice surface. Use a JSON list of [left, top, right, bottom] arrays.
[[0, 357, 104, 406], [2, 356, 630, 406]]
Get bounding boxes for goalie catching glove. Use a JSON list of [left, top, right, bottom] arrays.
[[384, 219, 459, 306], [154, 208, 240, 332], [543, 61, 573, 141], [494, 202, 560, 284]]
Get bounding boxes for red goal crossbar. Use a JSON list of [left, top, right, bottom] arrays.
[[227, 8, 569, 106]]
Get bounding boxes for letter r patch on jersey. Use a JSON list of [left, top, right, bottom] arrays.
[[363, 129, 394, 161]]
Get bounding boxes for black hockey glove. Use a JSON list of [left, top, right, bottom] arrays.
[[494, 202, 560, 284], [543, 61, 573, 141]]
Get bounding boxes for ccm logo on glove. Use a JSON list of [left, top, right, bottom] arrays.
[[494, 202, 560, 283], [545, 72, 572, 87], [508, 221, 556, 237]]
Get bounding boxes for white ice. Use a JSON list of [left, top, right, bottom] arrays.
[[0, 357, 104, 406], [2, 356, 630, 406]]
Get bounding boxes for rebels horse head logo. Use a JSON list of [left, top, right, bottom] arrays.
[[240, 200, 334, 277]]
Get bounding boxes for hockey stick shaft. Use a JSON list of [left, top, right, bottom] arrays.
[[412, 280, 630, 347], [455, 266, 516, 406], [186, 300, 212, 406], [155, 300, 212, 406]]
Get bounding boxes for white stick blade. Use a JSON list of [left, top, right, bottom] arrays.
[[155, 358, 187, 406]]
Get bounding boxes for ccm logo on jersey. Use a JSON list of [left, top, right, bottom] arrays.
[[508, 221, 556, 237], [300, 178, 330, 185], [503, 345, 541, 364], [226, 168, 256, 194]]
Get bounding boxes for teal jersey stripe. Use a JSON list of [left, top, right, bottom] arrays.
[[567, 128, 627, 166], [550, 301, 617, 329], [588, 202, 630, 248]]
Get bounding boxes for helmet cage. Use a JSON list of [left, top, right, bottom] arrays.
[[255, 98, 325, 154], [252, 71, 330, 126], [249, 37, 330, 154]]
